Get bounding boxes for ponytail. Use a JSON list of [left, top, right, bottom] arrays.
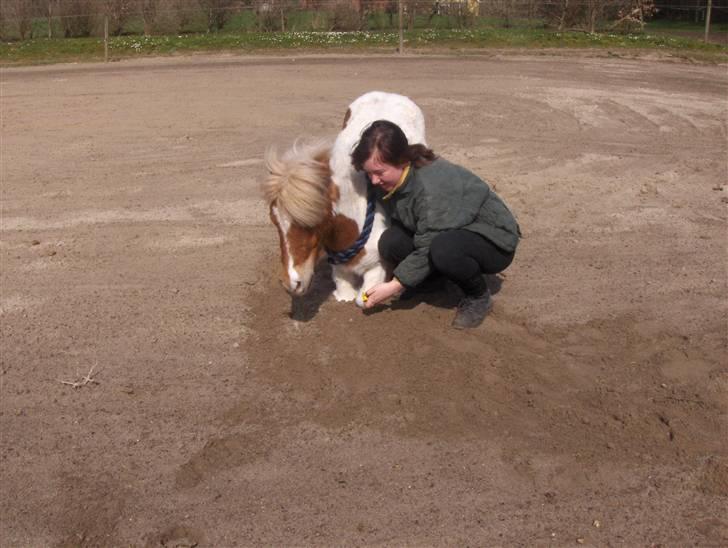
[[406, 143, 436, 168]]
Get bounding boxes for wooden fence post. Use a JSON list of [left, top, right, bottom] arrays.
[[704, 0, 712, 43], [104, 16, 109, 62], [398, 0, 404, 54]]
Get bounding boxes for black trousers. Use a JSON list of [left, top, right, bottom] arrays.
[[378, 223, 515, 296]]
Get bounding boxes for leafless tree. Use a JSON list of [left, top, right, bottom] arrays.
[[198, 0, 235, 32], [494, 0, 517, 28], [169, 0, 196, 33], [100, 0, 135, 35], [538, 0, 657, 33], [585, 0, 603, 32], [331, 0, 363, 30], [56, 0, 95, 37], [611, 0, 656, 31], [2, 0, 37, 39], [138, 0, 158, 35]]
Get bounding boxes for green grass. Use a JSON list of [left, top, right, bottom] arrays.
[[2, 27, 726, 66]]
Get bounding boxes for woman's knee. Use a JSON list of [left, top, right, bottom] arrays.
[[429, 232, 464, 273], [378, 225, 414, 264]]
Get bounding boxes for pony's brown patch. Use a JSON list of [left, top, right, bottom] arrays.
[[342, 108, 351, 129], [325, 214, 358, 251], [269, 206, 289, 274], [323, 214, 367, 266], [288, 224, 321, 267]]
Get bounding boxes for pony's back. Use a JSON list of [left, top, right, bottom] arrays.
[[330, 91, 427, 192]]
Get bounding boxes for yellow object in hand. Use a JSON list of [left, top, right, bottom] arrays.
[[362, 293, 368, 302]]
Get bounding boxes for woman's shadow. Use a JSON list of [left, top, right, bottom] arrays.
[[389, 273, 503, 311]]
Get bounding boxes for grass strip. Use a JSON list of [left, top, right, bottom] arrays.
[[2, 28, 726, 66]]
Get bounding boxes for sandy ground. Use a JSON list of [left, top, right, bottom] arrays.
[[1, 52, 727, 546]]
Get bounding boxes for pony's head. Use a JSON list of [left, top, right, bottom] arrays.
[[263, 140, 333, 296]]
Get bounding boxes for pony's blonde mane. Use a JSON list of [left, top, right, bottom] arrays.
[[263, 140, 333, 228]]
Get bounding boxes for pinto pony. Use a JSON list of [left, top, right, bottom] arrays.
[[263, 91, 426, 307]]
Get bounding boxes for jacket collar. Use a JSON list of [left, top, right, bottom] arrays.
[[383, 163, 413, 200]]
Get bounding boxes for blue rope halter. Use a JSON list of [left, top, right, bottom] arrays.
[[327, 186, 376, 265]]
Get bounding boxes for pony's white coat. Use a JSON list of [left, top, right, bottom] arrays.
[[264, 92, 427, 306], [328, 91, 427, 306]]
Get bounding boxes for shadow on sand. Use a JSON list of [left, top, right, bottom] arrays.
[[289, 261, 336, 322], [290, 260, 505, 321]]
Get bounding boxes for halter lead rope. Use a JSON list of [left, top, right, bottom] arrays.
[[326, 186, 376, 265]]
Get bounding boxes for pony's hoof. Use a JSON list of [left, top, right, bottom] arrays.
[[333, 289, 356, 302]]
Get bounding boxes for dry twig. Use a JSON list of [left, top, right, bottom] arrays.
[[60, 364, 100, 389]]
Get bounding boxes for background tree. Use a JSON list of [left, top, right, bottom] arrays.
[[170, 0, 196, 33], [611, 0, 657, 31], [331, 0, 363, 30], [405, 0, 417, 31], [57, 0, 94, 37], [139, 0, 158, 35], [198, 0, 234, 32], [2, 0, 38, 40], [494, 0, 516, 27], [101, 0, 135, 35]]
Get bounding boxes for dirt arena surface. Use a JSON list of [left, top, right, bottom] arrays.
[[1, 53, 727, 546]]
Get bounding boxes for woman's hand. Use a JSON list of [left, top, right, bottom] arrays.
[[363, 278, 405, 309]]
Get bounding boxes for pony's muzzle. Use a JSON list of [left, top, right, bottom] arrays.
[[280, 277, 307, 296]]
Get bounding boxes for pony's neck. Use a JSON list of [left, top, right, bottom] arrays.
[[332, 169, 368, 218], [320, 178, 363, 253], [321, 213, 359, 253]]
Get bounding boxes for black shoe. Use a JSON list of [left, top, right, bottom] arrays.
[[452, 290, 492, 329]]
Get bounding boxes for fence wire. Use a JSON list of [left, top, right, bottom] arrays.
[[1, 0, 725, 40]]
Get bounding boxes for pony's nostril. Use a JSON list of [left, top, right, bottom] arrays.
[[294, 281, 302, 292]]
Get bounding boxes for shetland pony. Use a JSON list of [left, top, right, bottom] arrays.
[[263, 91, 426, 307]]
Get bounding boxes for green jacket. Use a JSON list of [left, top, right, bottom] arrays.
[[376, 157, 520, 287]]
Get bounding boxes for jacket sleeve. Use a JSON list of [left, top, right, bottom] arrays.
[[391, 194, 440, 287]]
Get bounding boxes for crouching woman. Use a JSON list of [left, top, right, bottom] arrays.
[[353, 120, 520, 329]]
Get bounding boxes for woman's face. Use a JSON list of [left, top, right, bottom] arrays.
[[363, 154, 406, 193]]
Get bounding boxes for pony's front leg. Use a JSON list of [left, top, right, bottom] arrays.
[[356, 265, 388, 308], [332, 266, 359, 302]]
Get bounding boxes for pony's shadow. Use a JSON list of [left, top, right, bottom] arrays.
[[289, 261, 336, 322], [290, 264, 505, 321]]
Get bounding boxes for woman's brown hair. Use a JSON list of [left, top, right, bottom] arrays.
[[351, 120, 435, 171]]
